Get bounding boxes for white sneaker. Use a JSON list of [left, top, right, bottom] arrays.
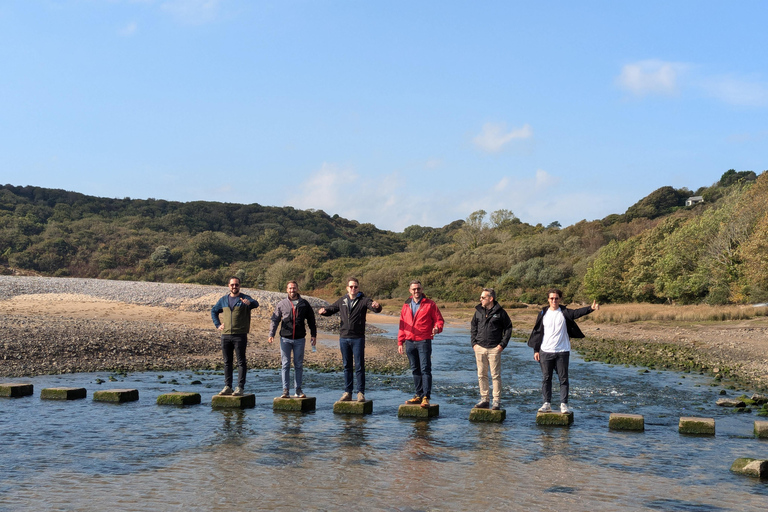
[[233, 387, 244, 396], [219, 386, 234, 395], [538, 402, 551, 413], [560, 403, 571, 414]]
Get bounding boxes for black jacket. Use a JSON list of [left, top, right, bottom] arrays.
[[527, 304, 593, 352], [470, 301, 513, 349], [320, 292, 382, 338]]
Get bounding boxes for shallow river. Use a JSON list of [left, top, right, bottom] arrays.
[[2, 324, 767, 511]]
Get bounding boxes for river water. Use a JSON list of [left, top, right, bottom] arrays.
[[2, 324, 767, 511]]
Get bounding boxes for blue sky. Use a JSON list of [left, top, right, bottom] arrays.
[[1, 1, 766, 232]]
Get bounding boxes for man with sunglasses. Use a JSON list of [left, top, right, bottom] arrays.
[[211, 277, 259, 396], [471, 288, 513, 411], [398, 280, 444, 408], [319, 277, 382, 402]]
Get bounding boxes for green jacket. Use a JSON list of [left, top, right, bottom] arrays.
[[211, 293, 259, 334]]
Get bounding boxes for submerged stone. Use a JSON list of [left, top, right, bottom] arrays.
[[536, 411, 574, 426], [469, 407, 506, 422], [41, 387, 87, 400], [717, 398, 746, 407], [755, 420, 768, 439], [609, 413, 644, 431], [93, 388, 139, 403], [730, 458, 768, 479], [0, 383, 34, 398], [398, 403, 439, 418], [273, 396, 316, 412], [157, 392, 201, 406], [333, 400, 373, 415], [678, 416, 715, 435], [751, 394, 768, 405], [212, 393, 255, 409]]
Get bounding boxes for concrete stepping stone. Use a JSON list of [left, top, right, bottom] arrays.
[[755, 420, 768, 439], [93, 388, 139, 403], [398, 403, 439, 418], [730, 458, 768, 479], [0, 383, 33, 398], [41, 387, 87, 400], [157, 392, 201, 406], [609, 413, 644, 431], [678, 416, 715, 435], [273, 396, 316, 412], [211, 393, 255, 409], [469, 407, 506, 422], [333, 400, 373, 415], [536, 411, 574, 426]]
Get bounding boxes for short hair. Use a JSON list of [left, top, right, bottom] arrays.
[[409, 280, 422, 287], [347, 277, 359, 286], [547, 288, 563, 298], [228, 277, 241, 285], [483, 288, 496, 300], [286, 280, 298, 288]]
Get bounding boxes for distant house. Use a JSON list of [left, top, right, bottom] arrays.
[[685, 196, 704, 207]]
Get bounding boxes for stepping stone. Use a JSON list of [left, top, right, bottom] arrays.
[[41, 387, 87, 400], [536, 411, 574, 426], [678, 416, 715, 435], [609, 413, 645, 431], [333, 400, 373, 415], [273, 396, 316, 412], [157, 392, 201, 406], [0, 383, 34, 398], [730, 458, 768, 479], [469, 407, 505, 422], [755, 420, 768, 439], [212, 393, 255, 409], [398, 403, 439, 418], [93, 388, 139, 403]]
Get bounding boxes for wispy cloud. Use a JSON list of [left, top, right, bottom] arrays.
[[472, 123, 532, 153], [701, 75, 768, 107], [617, 59, 687, 96], [118, 21, 138, 37], [160, 0, 223, 25]]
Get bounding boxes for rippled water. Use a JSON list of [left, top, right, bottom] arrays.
[[2, 324, 767, 511]]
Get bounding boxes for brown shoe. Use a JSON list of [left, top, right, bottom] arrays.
[[340, 392, 352, 401], [420, 397, 430, 408], [405, 395, 422, 405], [357, 392, 365, 402]]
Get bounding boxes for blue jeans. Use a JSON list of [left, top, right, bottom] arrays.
[[280, 337, 306, 392], [339, 337, 365, 394], [405, 339, 432, 399], [221, 334, 247, 388], [539, 351, 570, 404]]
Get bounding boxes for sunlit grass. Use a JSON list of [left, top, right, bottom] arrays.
[[590, 303, 768, 323]]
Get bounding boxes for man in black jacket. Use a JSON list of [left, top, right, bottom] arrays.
[[471, 288, 513, 411], [527, 288, 599, 414], [268, 281, 317, 398], [319, 277, 382, 402]]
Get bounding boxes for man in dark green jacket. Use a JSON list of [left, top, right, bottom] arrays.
[[471, 288, 513, 411], [211, 277, 259, 396]]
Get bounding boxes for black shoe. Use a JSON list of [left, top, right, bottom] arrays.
[[474, 400, 490, 409]]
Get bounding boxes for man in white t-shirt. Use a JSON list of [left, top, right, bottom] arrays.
[[527, 288, 598, 414]]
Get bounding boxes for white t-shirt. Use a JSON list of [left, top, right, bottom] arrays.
[[540, 308, 570, 353]]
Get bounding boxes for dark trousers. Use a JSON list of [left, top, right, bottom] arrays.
[[222, 334, 247, 388], [339, 337, 365, 394], [405, 339, 432, 399], [539, 350, 569, 404]]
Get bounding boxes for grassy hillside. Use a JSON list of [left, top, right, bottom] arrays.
[[2, 169, 766, 304]]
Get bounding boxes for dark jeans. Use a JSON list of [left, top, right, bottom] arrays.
[[539, 350, 569, 404], [339, 337, 365, 393], [405, 339, 432, 399], [221, 334, 247, 388]]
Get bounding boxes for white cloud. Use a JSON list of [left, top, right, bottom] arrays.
[[535, 169, 559, 189], [701, 75, 768, 107], [118, 21, 138, 36], [160, 0, 223, 25], [472, 123, 532, 153], [617, 59, 687, 96]]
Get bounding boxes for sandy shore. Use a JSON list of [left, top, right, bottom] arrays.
[[0, 276, 406, 378]]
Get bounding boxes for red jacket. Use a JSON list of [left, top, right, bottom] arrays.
[[397, 296, 445, 345]]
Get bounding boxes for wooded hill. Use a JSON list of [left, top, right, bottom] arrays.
[[2, 168, 766, 304]]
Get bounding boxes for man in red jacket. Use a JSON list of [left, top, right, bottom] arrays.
[[398, 280, 444, 407]]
